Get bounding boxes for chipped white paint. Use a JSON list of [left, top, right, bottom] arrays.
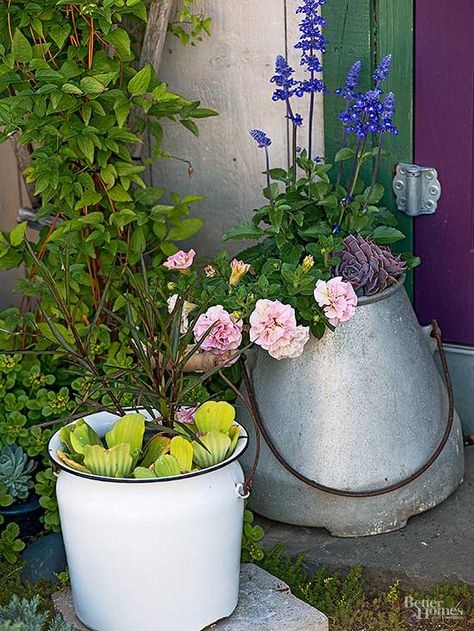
[[155, 0, 325, 255]]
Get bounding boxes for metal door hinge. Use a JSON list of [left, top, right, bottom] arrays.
[[393, 163, 441, 217]]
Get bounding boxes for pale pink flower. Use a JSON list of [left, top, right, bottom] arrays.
[[314, 277, 358, 326], [193, 305, 243, 355], [229, 259, 250, 286], [175, 406, 198, 424], [163, 249, 196, 272], [249, 299, 297, 351], [268, 325, 310, 360]]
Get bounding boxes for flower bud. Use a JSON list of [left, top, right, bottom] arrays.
[[229, 259, 250, 286], [167, 282, 176, 291], [204, 265, 217, 278], [301, 255, 314, 273]]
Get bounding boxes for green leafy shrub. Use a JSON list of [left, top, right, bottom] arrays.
[[0, 0, 216, 334], [0, 524, 25, 565]]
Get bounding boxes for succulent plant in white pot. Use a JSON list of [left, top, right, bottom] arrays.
[[25, 248, 252, 631]]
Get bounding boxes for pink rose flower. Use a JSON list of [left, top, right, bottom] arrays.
[[314, 277, 358, 326], [268, 325, 310, 360], [249, 299, 297, 350], [163, 249, 196, 272], [193, 305, 243, 356]]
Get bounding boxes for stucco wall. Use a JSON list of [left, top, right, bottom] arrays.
[[155, 0, 325, 257]]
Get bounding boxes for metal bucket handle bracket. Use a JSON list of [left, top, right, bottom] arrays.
[[237, 320, 454, 499]]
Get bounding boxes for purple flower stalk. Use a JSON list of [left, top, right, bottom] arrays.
[[294, 0, 328, 160], [271, 55, 298, 102], [373, 54, 392, 85], [336, 60, 362, 101], [250, 129, 272, 148], [249, 130, 274, 205]]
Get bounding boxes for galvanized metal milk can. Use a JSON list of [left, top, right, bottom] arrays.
[[240, 279, 464, 536]]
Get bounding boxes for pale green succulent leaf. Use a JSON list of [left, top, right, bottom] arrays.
[[59, 425, 74, 453], [133, 466, 157, 479], [170, 436, 193, 473], [105, 413, 145, 455], [192, 430, 231, 469], [227, 424, 241, 458], [194, 401, 236, 435], [154, 454, 181, 478], [57, 450, 92, 474], [140, 435, 170, 468], [69, 420, 102, 456], [83, 444, 133, 478]]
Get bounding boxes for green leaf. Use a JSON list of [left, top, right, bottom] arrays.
[[141, 435, 170, 468], [154, 454, 181, 478], [105, 28, 132, 59], [167, 218, 204, 241], [37, 322, 75, 346], [114, 99, 131, 128], [62, 83, 83, 95], [371, 226, 405, 245], [223, 222, 264, 241], [269, 168, 288, 182], [194, 401, 235, 434], [80, 76, 107, 95], [69, 420, 102, 456], [192, 431, 231, 469], [75, 190, 102, 209], [110, 208, 136, 229], [108, 185, 132, 202], [105, 413, 145, 455], [10, 222, 27, 247], [128, 64, 152, 96], [12, 30, 32, 63], [401, 253, 421, 270], [269, 207, 284, 231], [190, 107, 219, 119], [50, 24, 71, 50], [180, 119, 199, 136], [366, 182, 385, 204], [77, 136, 95, 163], [83, 444, 134, 478], [170, 436, 193, 473], [334, 147, 355, 162], [133, 466, 157, 479]]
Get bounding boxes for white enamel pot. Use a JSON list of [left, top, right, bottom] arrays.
[[48, 411, 249, 631]]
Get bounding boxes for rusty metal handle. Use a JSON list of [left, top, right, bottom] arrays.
[[239, 320, 454, 498]]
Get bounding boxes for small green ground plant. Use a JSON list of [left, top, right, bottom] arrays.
[[259, 546, 474, 630]]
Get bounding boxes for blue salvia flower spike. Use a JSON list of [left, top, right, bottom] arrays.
[[373, 54, 392, 84], [336, 60, 362, 100], [249, 129, 272, 148]]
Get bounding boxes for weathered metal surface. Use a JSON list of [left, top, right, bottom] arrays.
[[393, 163, 442, 216], [239, 281, 464, 537]]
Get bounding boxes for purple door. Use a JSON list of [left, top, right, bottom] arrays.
[[414, 0, 474, 345]]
